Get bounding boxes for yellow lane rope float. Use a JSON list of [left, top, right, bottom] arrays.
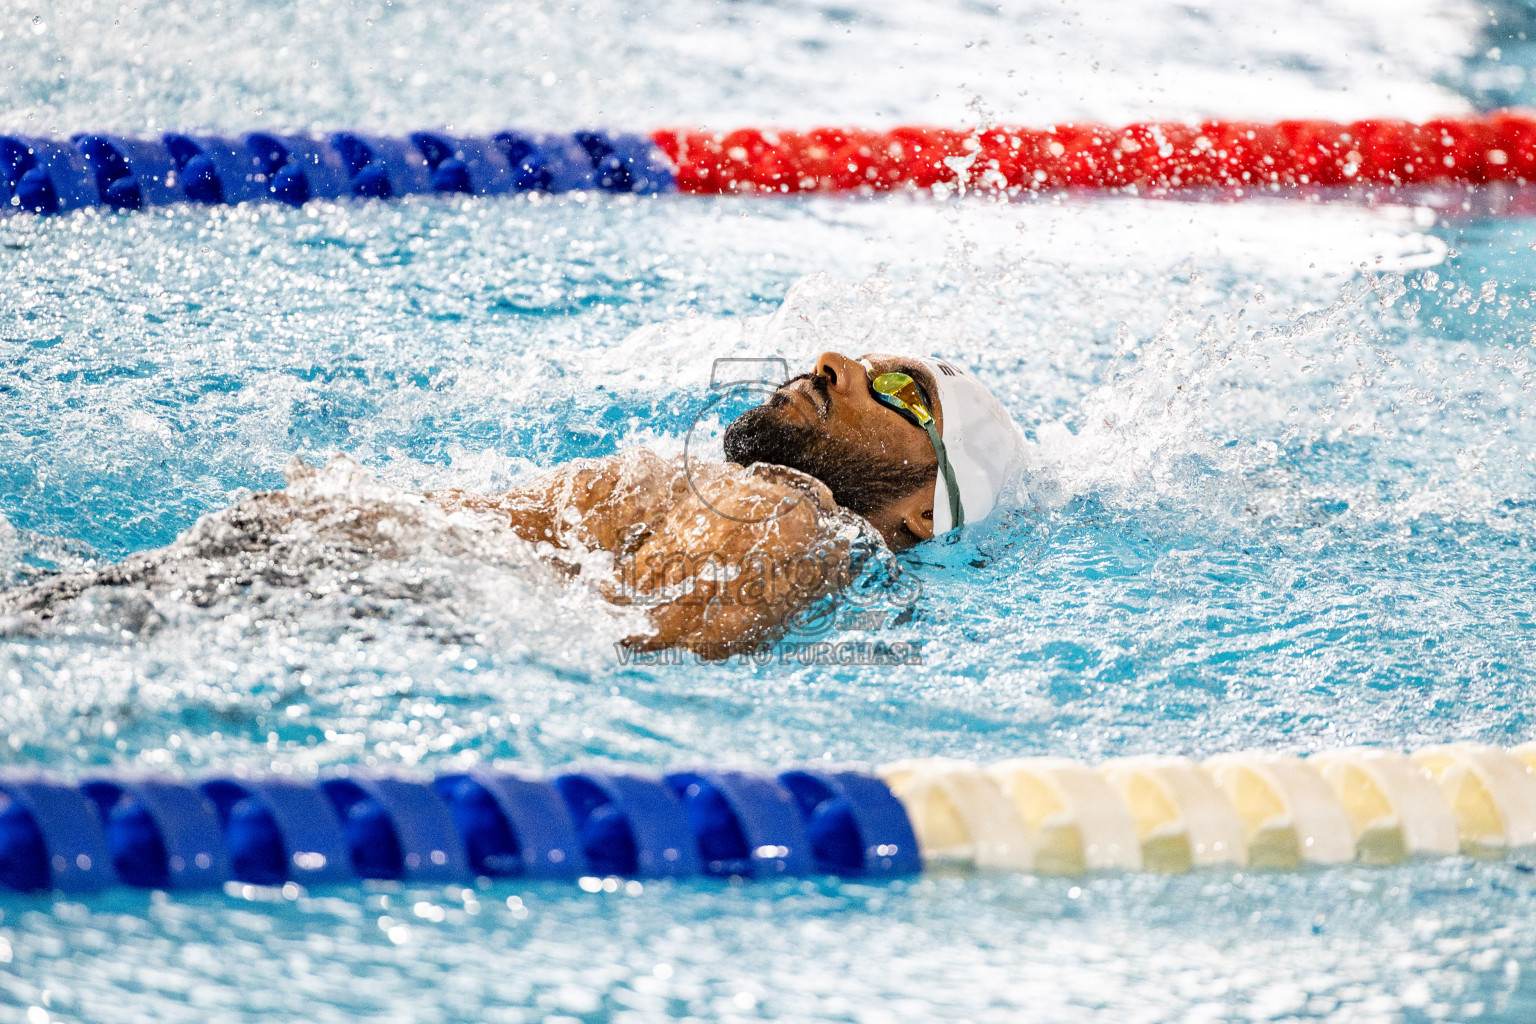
[[878, 743, 1536, 875]]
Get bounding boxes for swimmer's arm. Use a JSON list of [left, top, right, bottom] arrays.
[[427, 486, 561, 543], [625, 469, 851, 657], [635, 540, 849, 657], [429, 455, 854, 655], [427, 458, 637, 548]]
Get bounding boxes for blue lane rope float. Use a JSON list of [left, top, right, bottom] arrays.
[[1, 136, 98, 214], [0, 777, 115, 892], [4, 745, 1536, 893], [319, 775, 469, 883], [553, 767, 703, 879], [330, 133, 433, 199], [201, 775, 356, 886], [0, 762, 917, 892], [433, 768, 587, 880], [779, 766, 923, 877], [78, 777, 229, 890], [666, 768, 813, 878], [0, 129, 675, 215]]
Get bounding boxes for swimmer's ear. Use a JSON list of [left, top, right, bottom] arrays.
[[870, 489, 934, 549], [902, 507, 935, 542]]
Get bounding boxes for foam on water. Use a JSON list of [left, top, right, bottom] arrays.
[[0, 452, 647, 650]]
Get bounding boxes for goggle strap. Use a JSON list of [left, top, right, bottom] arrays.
[[923, 420, 964, 531]]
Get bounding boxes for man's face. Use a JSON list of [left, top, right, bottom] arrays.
[[722, 351, 943, 528]]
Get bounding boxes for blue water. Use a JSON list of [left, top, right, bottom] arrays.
[[6, 1, 1536, 1021]]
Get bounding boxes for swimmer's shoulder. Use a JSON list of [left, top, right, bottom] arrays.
[[737, 461, 837, 515], [665, 457, 836, 528]]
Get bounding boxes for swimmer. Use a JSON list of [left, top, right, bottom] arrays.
[[1, 352, 1024, 657]]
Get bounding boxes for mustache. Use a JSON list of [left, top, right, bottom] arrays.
[[723, 403, 810, 470], [771, 372, 831, 418]]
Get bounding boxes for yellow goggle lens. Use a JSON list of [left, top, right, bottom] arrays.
[[872, 372, 932, 425]]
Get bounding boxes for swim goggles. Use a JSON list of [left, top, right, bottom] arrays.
[[869, 370, 964, 530]]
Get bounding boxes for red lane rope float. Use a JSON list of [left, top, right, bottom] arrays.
[[652, 111, 1536, 195]]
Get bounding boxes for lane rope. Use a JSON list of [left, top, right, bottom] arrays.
[[6, 114, 1536, 215], [3, 743, 1536, 893], [658, 114, 1536, 194]]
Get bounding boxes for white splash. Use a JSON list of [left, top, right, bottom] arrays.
[[1, 455, 652, 663]]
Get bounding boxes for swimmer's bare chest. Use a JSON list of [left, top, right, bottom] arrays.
[[430, 450, 854, 655]]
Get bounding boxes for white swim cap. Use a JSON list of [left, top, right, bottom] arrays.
[[913, 357, 1027, 534]]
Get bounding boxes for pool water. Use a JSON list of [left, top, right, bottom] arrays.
[[4, 0, 1536, 1021]]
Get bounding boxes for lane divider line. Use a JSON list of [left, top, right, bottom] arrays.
[[7, 114, 1536, 216], [4, 743, 1536, 893]]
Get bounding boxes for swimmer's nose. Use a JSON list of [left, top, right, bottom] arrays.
[[814, 351, 861, 395]]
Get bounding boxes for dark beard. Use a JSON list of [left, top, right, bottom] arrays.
[[722, 402, 932, 518]]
